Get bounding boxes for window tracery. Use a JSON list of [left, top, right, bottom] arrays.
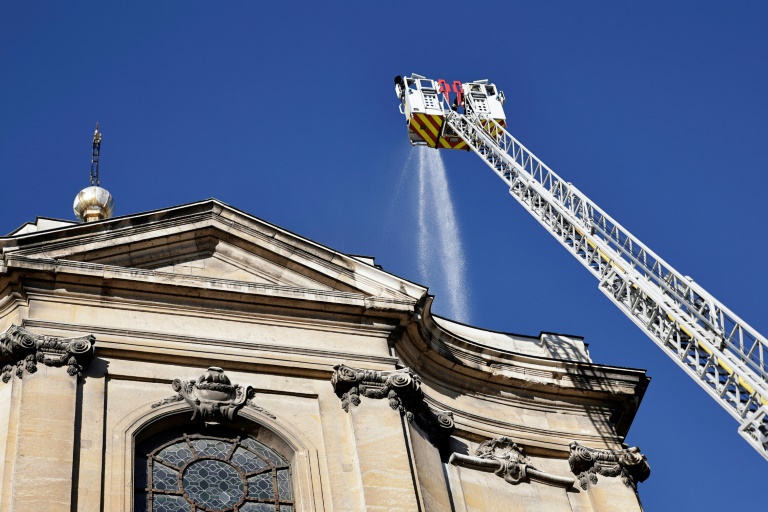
[[136, 433, 293, 512]]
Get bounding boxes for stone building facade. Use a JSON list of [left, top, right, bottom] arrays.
[[0, 199, 650, 511]]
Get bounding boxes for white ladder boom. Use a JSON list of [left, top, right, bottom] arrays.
[[444, 109, 768, 461]]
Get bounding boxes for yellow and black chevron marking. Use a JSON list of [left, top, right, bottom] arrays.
[[409, 113, 467, 150], [480, 118, 506, 139]]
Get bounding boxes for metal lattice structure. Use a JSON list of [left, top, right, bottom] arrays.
[[90, 122, 101, 186], [441, 109, 768, 460]]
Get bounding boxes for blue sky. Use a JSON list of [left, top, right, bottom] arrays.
[[2, 2, 767, 509]]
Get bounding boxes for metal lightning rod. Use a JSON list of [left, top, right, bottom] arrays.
[[90, 122, 102, 186]]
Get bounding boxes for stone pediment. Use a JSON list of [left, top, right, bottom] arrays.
[[68, 233, 343, 290], [0, 200, 425, 310]]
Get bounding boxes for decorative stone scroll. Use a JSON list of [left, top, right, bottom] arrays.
[[568, 441, 650, 490], [151, 367, 276, 421], [449, 436, 575, 487], [0, 324, 95, 382], [331, 364, 454, 442]]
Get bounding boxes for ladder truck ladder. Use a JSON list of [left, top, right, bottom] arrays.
[[444, 109, 768, 461]]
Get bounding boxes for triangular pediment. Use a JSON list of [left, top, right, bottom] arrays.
[[62, 232, 344, 291], [2, 200, 425, 308], [144, 240, 301, 286]]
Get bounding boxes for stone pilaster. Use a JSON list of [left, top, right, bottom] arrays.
[[331, 364, 457, 511], [10, 365, 78, 510], [74, 359, 107, 511], [0, 325, 96, 511], [349, 397, 421, 511], [0, 377, 20, 512]]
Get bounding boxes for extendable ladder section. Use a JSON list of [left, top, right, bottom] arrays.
[[443, 109, 768, 460]]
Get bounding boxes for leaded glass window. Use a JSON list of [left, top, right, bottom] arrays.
[[137, 434, 293, 512]]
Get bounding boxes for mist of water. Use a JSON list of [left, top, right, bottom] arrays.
[[415, 147, 470, 323]]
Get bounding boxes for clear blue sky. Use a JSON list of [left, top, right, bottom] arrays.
[[2, 2, 766, 509]]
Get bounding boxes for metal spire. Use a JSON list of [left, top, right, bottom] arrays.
[[73, 122, 114, 222], [90, 122, 102, 186]]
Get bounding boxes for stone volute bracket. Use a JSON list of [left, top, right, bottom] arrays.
[[449, 436, 576, 488], [0, 324, 96, 382], [331, 364, 455, 444], [568, 441, 651, 490], [152, 367, 276, 422]]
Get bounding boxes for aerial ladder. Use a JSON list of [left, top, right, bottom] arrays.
[[394, 73, 768, 461]]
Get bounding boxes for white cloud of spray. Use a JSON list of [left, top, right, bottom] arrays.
[[415, 147, 471, 323]]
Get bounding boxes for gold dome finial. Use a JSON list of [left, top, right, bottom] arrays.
[[74, 123, 114, 222]]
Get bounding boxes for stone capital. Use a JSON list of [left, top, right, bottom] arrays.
[[568, 441, 650, 490], [331, 364, 454, 443], [0, 324, 95, 382]]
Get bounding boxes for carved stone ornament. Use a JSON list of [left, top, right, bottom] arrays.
[[0, 324, 95, 382], [331, 364, 454, 442], [151, 367, 276, 421], [449, 436, 576, 488], [476, 437, 531, 484], [568, 441, 651, 490]]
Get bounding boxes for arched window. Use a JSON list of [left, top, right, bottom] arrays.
[[135, 427, 293, 512]]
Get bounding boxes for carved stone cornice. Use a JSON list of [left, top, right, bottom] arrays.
[[568, 441, 650, 490], [395, 297, 650, 440], [331, 364, 454, 442], [0, 324, 95, 382], [449, 436, 576, 488], [151, 367, 275, 421]]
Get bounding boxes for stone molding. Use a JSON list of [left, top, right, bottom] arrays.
[[2, 199, 425, 312], [396, 297, 650, 441], [331, 364, 454, 442], [0, 324, 95, 382], [151, 367, 276, 421], [449, 436, 575, 488], [568, 441, 650, 490]]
